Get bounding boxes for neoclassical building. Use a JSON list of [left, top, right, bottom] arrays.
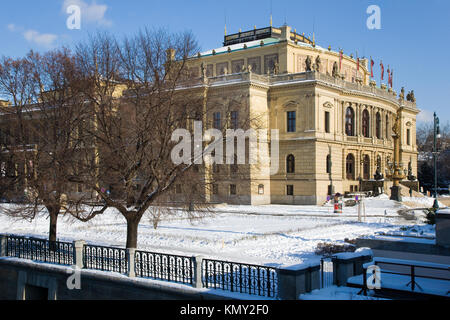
[[187, 25, 419, 205]]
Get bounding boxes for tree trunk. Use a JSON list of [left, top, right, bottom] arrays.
[[48, 206, 59, 251], [125, 216, 140, 248]]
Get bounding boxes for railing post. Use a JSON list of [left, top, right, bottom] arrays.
[[126, 248, 136, 278], [277, 262, 321, 300], [192, 255, 204, 289], [0, 235, 7, 257], [73, 240, 86, 269]]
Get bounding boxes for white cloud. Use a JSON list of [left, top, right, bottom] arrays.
[[62, 0, 112, 27], [23, 29, 58, 48], [417, 109, 434, 124], [7, 24, 17, 32], [7, 23, 58, 48]]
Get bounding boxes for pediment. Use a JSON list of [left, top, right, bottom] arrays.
[[323, 102, 333, 109], [283, 100, 299, 108]]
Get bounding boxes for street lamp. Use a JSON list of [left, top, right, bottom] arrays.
[[432, 112, 441, 210]]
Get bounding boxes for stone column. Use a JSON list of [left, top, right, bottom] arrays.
[[73, 240, 86, 269], [192, 255, 204, 289], [332, 252, 373, 286], [126, 248, 136, 278], [277, 262, 320, 299], [0, 234, 7, 257]]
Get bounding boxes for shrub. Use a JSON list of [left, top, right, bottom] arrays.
[[423, 208, 436, 225]]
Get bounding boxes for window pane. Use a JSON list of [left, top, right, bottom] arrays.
[[213, 112, 221, 129], [231, 111, 238, 129], [287, 111, 296, 132]]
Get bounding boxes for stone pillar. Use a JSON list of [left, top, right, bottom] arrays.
[[0, 234, 7, 257], [332, 251, 373, 286], [277, 262, 321, 300], [436, 209, 450, 247], [192, 255, 204, 289], [126, 248, 136, 278], [73, 240, 86, 269]]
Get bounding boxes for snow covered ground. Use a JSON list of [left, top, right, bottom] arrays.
[[299, 286, 386, 300], [0, 195, 440, 267]]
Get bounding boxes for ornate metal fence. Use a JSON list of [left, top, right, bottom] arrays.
[[134, 250, 194, 285], [202, 259, 278, 298], [83, 244, 127, 274], [5, 234, 74, 265]]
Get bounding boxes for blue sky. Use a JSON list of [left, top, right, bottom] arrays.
[[1, 0, 449, 124]]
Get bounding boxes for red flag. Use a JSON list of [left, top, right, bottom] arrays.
[[380, 61, 384, 81], [370, 57, 374, 78]]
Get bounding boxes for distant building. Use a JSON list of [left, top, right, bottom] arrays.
[[0, 25, 420, 205], [186, 25, 419, 205]]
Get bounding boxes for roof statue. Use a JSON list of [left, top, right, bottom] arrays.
[[406, 90, 416, 103], [314, 55, 321, 72], [305, 56, 312, 72], [400, 87, 405, 100], [273, 62, 279, 75], [332, 61, 339, 78]]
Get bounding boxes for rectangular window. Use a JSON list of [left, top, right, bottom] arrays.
[[230, 184, 237, 195], [286, 185, 294, 196], [231, 111, 238, 129], [213, 112, 221, 130], [407, 129, 411, 145], [325, 111, 330, 133], [287, 111, 296, 133]]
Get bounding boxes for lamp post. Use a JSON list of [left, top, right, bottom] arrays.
[[386, 108, 405, 201], [433, 112, 441, 210]]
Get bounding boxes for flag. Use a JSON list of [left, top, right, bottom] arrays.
[[387, 66, 390, 86], [389, 69, 393, 88], [370, 57, 374, 78], [380, 61, 384, 81]]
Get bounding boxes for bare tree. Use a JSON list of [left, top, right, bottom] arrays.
[[67, 29, 210, 248], [0, 49, 95, 243], [70, 29, 267, 248]]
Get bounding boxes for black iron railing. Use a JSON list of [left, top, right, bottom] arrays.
[[135, 250, 193, 285], [83, 244, 127, 274], [361, 258, 450, 295], [202, 259, 278, 298], [5, 234, 74, 265]]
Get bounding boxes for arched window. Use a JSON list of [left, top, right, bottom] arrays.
[[258, 184, 264, 195], [362, 109, 370, 138], [345, 107, 355, 136], [286, 154, 295, 174], [376, 112, 381, 139], [326, 154, 331, 174], [363, 155, 370, 180], [346, 154, 355, 180]]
